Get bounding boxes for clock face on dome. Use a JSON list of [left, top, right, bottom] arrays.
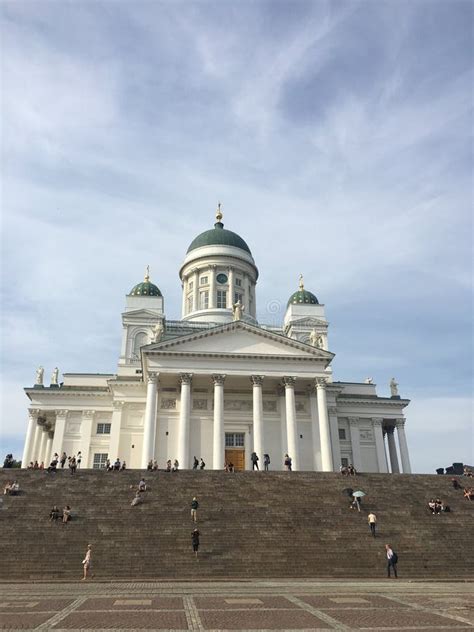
[[216, 273, 228, 284]]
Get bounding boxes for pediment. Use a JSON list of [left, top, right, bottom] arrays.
[[122, 309, 163, 320], [143, 321, 333, 360], [287, 317, 328, 328]]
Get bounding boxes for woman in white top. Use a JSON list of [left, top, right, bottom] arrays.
[[82, 544, 92, 581]]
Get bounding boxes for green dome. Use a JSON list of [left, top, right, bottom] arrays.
[[129, 269, 162, 296], [187, 221, 252, 255], [287, 276, 319, 306]]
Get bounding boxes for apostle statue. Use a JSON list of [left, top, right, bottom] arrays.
[[51, 367, 59, 386], [365, 377, 374, 384], [390, 377, 399, 397], [232, 300, 244, 321], [309, 329, 323, 348], [151, 321, 164, 343], [35, 366, 44, 386]]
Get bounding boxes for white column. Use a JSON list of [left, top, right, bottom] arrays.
[[251, 375, 264, 462], [277, 386, 287, 469], [79, 410, 95, 468], [209, 265, 216, 309], [227, 266, 235, 308], [212, 374, 225, 469], [373, 417, 388, 473], [177, 373, 192, 468], [309, 389, 322, 470], [51, 410, 68, 459], [316, 378, 333, 471], [387, 426, 400, 473], [396, 419, 412, 473], [192, 269, 199, 312], [181, 277, 187, 317], [44, 432, 53, 466], [22, 409, 40, 468], [328, 406, 341, 471], [109, 401, 124, 464], [141, 373, 158, 468], [348, 417, 362, 472], [37, 426, 47, 465], [283, 376, 299, 470], [30, 421, 43, 462]]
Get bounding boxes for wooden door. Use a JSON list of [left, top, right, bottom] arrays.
[[225, 449, 245, 471]]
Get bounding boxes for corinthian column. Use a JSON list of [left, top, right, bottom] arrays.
[[37, 424, 47, 465], [372, 417, 388, 473], [141, 373, 158, 468], [212, 374, 226, 469], [22, 409, 40, 468], [251, 375, 264, 462], [316, 378, 333, 471], [51, 410, 68, 460], [396, 418, 412, 473], [309, 388, 322, 470], [348, 417, 362, 472], [328, 406, 341, 471], [79, 410, 95, 469], [283, 376, 299, 470], [386, 426, 400, 473], [177, 373, 193, 468]]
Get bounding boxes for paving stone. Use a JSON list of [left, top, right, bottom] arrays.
[[199, 609, 333, 629], [52, 610, 189, 629], [321, 607, 469, 628], [0, 598, 74, 612], [77, 596, 184, 610], [296, 594, 400, 609], [0, 612, 54, 629], [195, 595, 299, 609]]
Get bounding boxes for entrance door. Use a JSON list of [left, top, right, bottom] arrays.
[[225, 449, 245, 471]]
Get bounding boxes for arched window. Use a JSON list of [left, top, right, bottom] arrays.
[[133, 332, 148, 357]]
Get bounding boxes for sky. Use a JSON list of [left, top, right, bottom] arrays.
[[1, 0, 472, 473]]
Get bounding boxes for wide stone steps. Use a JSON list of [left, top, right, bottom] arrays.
[[1, 470, 472, 579]]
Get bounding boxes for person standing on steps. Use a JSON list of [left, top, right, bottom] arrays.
[[199, 458, 206, 470], [191, 496, 199, 522], [60, 452, 67, 469], [192, 456, 199, 470], [263, 454, 270, 471], [82, 544, 93, 580], [385, 544, 398, 578], [251, 452, 259, 470], [192, 529, 200, 559], [368, 512, 377, 537], [284, 454, 292, 471]]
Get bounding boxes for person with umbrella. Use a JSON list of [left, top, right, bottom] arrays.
[[351, 490, 366, 512]]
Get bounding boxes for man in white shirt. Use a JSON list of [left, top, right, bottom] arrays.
[[368, 512, 377, 537]]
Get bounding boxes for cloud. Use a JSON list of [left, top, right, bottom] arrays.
[[0, 1, 472, 471]]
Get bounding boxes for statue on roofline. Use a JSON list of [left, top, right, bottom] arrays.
[[35, 366, 44, 386], [232, 300, 245, 321], [309, 328, 323, 348], [390, 377, 399, 397], [51, 367, 59, 385], [151, 320, 164, 343]]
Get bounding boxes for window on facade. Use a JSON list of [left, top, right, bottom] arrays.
[[200, 276, 208, 285], [93, 453, 108, 469], [133, 332, 148, 356], [199, 290, 209, 310], [188, 281, 194, 291], [338, 428, 346, 440], [187, 296, 193, 313], [217, 290, 227, 308], [235, 278, 242, 287], [97, 423, 111, 435], [341, 457, 349, 467], [234, 292, 243, 304], [225, 432, 245, 447]]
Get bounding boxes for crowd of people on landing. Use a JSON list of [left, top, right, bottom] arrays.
[[340, 464, 357, 476]]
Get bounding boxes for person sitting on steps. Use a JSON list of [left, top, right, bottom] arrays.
[[49, 505, 60, 521], [62, 505, 71, 524]]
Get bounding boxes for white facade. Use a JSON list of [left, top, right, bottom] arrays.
[[23, 211, 411, 472]]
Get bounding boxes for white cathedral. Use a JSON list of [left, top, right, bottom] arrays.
[[22, 207, 411, 473]]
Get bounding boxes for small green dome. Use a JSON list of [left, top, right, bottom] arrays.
[[187, 205, 252, 255], [129, 268, 162, 297], [287, 275, 319, 306]]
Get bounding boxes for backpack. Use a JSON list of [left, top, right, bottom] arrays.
[[391, 551, 398, 564]]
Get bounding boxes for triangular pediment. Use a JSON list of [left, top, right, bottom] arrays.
[[287, 317, 328, 328], [143, 321, 333, 360], [122, 309, 163, 319]]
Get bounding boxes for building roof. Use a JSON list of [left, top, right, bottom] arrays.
[[128, 267, 162, 297], [287, 275, 319, 306], [186, 204, 252, 254]]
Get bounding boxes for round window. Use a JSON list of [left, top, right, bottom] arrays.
[[216, 273, 228, 284]]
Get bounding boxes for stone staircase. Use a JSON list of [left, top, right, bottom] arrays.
[[1, 470, 472, 579]]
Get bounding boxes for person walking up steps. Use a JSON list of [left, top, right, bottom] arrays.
[[251, 452, 259, 470], [191, 497, 199, 522], [82, 544, 93, 580], [368, 512, 377, 537], [192, 529, 200, 559], [385, 543, 398, 578]]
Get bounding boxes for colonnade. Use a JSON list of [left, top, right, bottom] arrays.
[[140, 373, 335, 471], [21, 409, 54, 468]]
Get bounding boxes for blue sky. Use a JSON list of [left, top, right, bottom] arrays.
[[1, 0, 472, 472]]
